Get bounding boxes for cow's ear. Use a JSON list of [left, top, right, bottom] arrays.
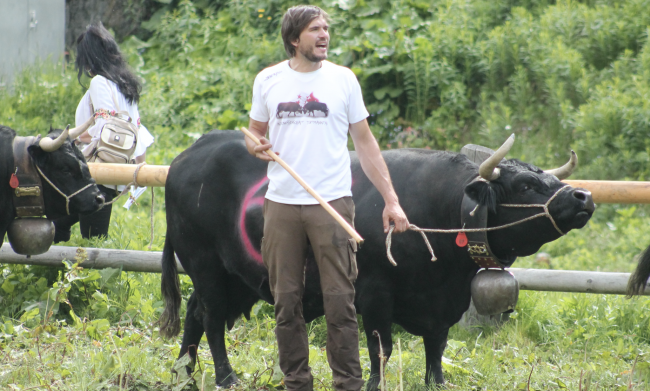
[[27, 144, 47, 166], [465, 180, 499, 213]]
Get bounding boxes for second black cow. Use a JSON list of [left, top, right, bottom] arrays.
[[0, 120, 104, 250], [159, 130, 594, 390]]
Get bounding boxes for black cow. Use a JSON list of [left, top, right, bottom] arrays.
[[276, 102, 303, 118], [627, 245, 650, 296], [159, 130, 594, 389], [303, 101, 329, 117], [0, 122, 105, 249]]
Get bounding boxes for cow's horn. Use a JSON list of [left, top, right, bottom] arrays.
[[68, 116, 95, 139], [545, 150, 578, 180], [38, 125, 70, 152], [478, 133, 515, 181]]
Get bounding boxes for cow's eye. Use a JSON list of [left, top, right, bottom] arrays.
[[521, 185, 530, 192]]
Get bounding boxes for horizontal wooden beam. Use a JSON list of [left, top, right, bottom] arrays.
[[563, 180, 650, 204], [88, 163, 169, 187], [1, 245, 647, 295], [87, 164, 650, 204]]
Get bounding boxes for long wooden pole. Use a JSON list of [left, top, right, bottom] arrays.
[[239, 127, 364, 243], [87, 165, 650, 205], [0, 244, 184, 273], [2, 244, 647, 295], [88, 163, 168, 187], [509, 268, 643, 295], [563, 180, 650, 204]]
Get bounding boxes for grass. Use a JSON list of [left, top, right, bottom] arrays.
[[2, 198, 650, 390]]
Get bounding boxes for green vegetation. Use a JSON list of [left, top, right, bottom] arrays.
[[2, 0, 650, 389]]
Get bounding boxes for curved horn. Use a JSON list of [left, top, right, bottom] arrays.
[[38, 125, 70, 152], [545, 150, 578, 180], [68, 116, 95, 139], [478, 133, 515, 181]]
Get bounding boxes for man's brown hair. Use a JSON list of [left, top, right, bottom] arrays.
[[281, 5, 330, 58]]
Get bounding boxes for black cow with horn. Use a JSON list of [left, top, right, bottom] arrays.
[[0, 118, 105, 253], [159, 130, 594, 390], [627, 246, 650, 297]]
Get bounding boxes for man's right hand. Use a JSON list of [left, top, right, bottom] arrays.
[[252, 137, 277, 162], [246, 119, 276, 161]]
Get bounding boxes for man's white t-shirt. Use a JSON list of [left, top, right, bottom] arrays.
[[250, 60, 369, 205]]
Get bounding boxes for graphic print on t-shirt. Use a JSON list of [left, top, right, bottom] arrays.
[[275, 92, 329, 118]]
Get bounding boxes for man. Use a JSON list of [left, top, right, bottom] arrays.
[[246, 5, 409, 391]]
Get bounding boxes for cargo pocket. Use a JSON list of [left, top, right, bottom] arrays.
[[347, 238, 358, 282], [260, 237, 268, 268]]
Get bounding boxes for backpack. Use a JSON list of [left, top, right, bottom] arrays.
[[85, 79, 139, 164]]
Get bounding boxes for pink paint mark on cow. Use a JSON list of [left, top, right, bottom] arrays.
[[238, 177, 269, 264]]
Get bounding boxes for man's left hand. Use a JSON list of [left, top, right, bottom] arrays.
[[383, 201, 409, 233]]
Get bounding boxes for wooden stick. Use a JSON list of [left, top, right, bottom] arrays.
[[239, 126, 364, 243], [3, 244, 650, 296], [88, 163, 168, 187], [563, 180, 650, 204]]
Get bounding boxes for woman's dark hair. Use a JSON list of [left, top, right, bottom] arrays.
[[281, 5, 329, 58], [76, 23, 141, 104]]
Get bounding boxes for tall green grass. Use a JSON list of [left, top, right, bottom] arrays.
[[2, 192, 650, 390]]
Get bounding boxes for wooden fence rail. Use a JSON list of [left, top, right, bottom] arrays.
[[1, 244, 647, 296]]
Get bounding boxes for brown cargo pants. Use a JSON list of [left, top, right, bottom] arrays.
[[262, 197, 363, 391]]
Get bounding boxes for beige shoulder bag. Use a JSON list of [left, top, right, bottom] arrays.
[[85, 79, 139, 164]]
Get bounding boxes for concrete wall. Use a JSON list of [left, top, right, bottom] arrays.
[[0, 0, 65, 86]]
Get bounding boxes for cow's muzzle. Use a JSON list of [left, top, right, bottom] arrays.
[[571, 188, 595, 214], [96, 193, 106, 208]]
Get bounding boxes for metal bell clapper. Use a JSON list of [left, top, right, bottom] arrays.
[[7, 218, 55, 256], [471, 269, 520, 316]]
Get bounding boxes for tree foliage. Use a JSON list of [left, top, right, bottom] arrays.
[[2, 0, 649, 179], [133, 0, 650, 179]]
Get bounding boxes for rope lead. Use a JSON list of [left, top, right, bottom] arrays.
[[385, 186, 571, 266]]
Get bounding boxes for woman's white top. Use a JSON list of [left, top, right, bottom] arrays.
[[75, 75, 154, 159], [75, 75, 154, 192]]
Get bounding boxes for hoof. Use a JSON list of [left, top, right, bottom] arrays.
[[365, 375, 379, 391], [217, 371, 239, 388]]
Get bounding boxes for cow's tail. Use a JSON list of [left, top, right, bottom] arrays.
[[159, 235, 182, 338], [627, 243, 650, 297]]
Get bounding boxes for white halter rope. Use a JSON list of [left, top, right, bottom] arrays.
[[35, 165, 96, 215], [385, 185, 572, 266], [37, 162, 155, 249]]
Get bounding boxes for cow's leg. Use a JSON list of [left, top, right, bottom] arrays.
[[52, 214, 79, 243], [192, 270, 238, 387], [176, 291, 204, 376], [360, 291, 394, 391], [423, 328, 449, 386]]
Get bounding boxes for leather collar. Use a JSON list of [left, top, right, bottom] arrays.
[[12, 136, 45, 217], [460, 179, 510, 269]]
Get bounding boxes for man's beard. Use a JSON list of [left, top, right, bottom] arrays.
[[299, 44, 327, 63]]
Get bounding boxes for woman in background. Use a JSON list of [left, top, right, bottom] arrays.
[[54, 22, 154, 242]]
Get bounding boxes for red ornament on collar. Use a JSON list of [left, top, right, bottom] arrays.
[[9, 173, 19, 189], [455, 232, 468, 247]]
